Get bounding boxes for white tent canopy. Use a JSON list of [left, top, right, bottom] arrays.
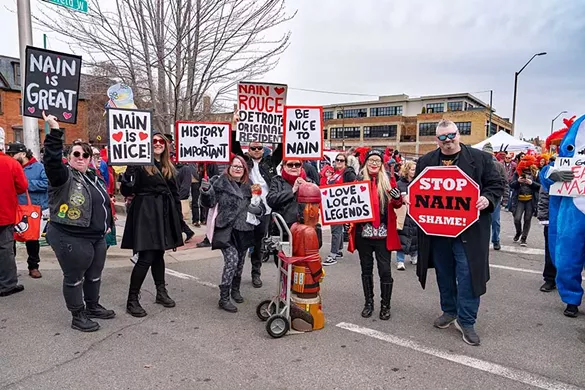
[[472, 130, 536, 153]]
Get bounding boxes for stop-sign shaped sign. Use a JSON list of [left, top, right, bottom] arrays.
[[408, 166, 480, 237]]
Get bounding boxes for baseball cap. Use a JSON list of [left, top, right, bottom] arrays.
[[5, 143, 27, 155]]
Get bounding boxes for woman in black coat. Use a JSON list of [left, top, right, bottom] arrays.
[[267, 159, 309, 228], [200, 155, 264, 313], [121, 131, 184, 317], [396, 161, 418, 270]]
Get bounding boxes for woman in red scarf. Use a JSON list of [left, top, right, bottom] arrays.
[[267, 159, 308, 228], [348, 149, 402, 320]]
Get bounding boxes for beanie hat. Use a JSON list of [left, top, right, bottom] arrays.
[[482, 142, 494, 154], [365, 149, 384, 161]]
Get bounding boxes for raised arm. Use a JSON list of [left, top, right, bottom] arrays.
[[42, 112, 69, 188]]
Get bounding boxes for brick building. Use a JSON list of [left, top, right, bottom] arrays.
[[0, 54, 89, 147], [322, 93, 512, 156]]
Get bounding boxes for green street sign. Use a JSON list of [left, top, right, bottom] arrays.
[[42, 0, 88, 14]]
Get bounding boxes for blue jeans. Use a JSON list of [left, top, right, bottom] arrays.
[[396, 251, 405, 263], [432, 237, 480, 328], [491, 200, 501, 244]]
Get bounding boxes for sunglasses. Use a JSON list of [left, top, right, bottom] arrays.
[[249, 146, 263, 151], [437, 132, 457, 142], [336, 158, 346, 162], [230, 165, 244, 171], [153, 139, 166, 145], [72, 151, 90, 159], [285, 162, 302, 169]]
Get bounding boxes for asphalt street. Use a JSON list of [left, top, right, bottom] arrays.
[[1, 211, 584, 390]]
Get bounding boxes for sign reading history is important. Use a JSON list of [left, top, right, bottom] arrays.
[[283, 106, 324, 160], [237, 81, 287, 143], [23, 46, 82, 124], [107, 108, 153, 166], [175, 122, 231, 163], [549, 157, 585, 197], [320, 181, 375, 225]]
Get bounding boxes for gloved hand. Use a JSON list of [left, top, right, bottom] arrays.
[[390, 188, 401, 200], [248, 203, 263, 216], [201, 178, 211, 191], [549, 170, 575, 183]]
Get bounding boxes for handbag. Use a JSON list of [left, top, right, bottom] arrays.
[[14, 192, 42, 242], [361, 222, 387, 239]]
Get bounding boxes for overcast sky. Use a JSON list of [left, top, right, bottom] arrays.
[[2, 0, 584, 139]]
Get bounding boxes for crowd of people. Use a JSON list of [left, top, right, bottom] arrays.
[[0, 114, 581, 347]]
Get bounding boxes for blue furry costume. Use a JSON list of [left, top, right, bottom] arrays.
[[540, 114, 585, 307]]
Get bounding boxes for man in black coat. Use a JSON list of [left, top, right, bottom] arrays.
[[415, 120, 503, 346]]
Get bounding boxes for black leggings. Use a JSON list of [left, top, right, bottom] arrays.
[[514, 200, 533, 238], [355, 235, 393, 284], [129, 250, 166, 294]]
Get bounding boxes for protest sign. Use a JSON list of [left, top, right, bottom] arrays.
[[175, 122, 231, 163], [237, 81, 287, 143], [23, 46, 82, 124], [549, 157, 585, 197], [107, 108, 153, 166], [283, 106, 324, 160], [408, 166, 480, 237], [320, 181, 374, 225]]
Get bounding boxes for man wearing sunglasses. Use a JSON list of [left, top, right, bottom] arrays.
[[414, 120, 504, 346]]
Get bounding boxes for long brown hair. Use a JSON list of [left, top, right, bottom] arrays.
[[144, 134, 176, 179], [225, 155, 249, 183]]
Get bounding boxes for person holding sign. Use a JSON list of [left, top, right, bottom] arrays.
[[42, 113, 115, 332], [120, 131, 184, 318], [415, 120, 503, 346], [347, 150, 403, 321], [267, 160, 310, 228]]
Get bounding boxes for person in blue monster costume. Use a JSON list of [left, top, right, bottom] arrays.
[[540, 114, 585, 317]]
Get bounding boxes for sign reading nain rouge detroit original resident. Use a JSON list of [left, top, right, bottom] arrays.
[[237, 81, 287, 143]]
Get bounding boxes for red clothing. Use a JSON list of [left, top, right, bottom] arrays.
[[347, 197, 402, 253], [0, 152, 28, 226]]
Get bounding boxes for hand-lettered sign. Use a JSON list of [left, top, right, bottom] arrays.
[[549, 157, 585, 197], [175, 122, 231, 163], [107, 108, 153, 166], [23, 46, 82, 124], [283, 106, 324, 161], [237, 81, 287, 143], [408, 166, 480, 237], [320, 181, 375, 225]]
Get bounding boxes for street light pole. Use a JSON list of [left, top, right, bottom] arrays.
[[511, 52, 547, 134], [550, 110, 568, 135]]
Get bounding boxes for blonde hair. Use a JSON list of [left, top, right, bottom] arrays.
[[399, 161, 416, 178], [362, 164, 393, 209]]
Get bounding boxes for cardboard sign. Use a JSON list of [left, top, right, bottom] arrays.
[[23, 46, 82, 124], [283, 106, 324, 160], [320, 181, 375, 225], [107, 108, 153, 166], [237, 81, 287, 143], [408, 166, 480, 237], [549, 157, 585, 197], [175, 122, 231, 163]]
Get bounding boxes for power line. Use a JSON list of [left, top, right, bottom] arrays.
[[288, 87, 378, 97]]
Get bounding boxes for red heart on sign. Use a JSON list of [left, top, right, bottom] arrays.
[[322, 190, 327, 196], [360, 185, 367, 192], [112, 132, 123, 143], [27, 107, 35, 114], [63, 112, 72, 120], [139, 132, 148, 141], [274, 87, 285, 95]]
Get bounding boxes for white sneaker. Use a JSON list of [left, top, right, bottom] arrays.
[[323, 256, 338, 266], [130, 253, 139, 264], [410, 256, 417, 265], [396, 262, 406, 271]]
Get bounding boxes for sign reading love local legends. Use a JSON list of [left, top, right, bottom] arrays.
[[320, 181, 375, 225], [237, 81, 287, 143], [283, 106, 324, 160], [107, 108, 153, 166], [175, 121, 231, 163], [408, 166, 480, 237], [549, 157, 585, 197], [23, 46, 82, 124]]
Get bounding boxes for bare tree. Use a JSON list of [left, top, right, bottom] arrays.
[[36, 0, 295, 133]]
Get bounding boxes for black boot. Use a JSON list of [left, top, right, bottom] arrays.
[[86, 300, 116, 319], [231, 276, 244, 303], [218, 286, 237, 313], [361, 275, 374, 318], [379, 282, 393, 320], [126, 291, 147, 317], [155, 284, 176, 308], [71, 308, 100, 332]]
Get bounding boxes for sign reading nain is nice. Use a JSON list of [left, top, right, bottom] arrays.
[[107, 108, 153, 166]]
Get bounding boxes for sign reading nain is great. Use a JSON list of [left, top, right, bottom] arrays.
[[237, 81, 287, 144]]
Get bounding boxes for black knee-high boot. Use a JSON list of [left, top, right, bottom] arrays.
[[361, 275, 374, 318], [379, 282, 393, 320]]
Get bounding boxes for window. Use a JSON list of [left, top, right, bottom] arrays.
[[13, 128, 23, 143], [363, 125, 397, 138], [465, 102, 475, 110], [499, 126, 510, 134], [0, 93, 3, 115], [419, 122, 439, 136], [426, 103, 444, 113], [447, 101, 463, 112], [13, 63, 21, 86], [323, 111, 334, 121], [324, 128, 328, 140], [370, 106, 403, 117], [342, 108, 367, 118], [486, 121, 497, 136], [18, 98, 22, 115], [330, 127, 360, 139], [455, 121, 472, 135]]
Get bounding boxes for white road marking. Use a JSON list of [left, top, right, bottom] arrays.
[[165, 268, 218, 289], [336, 322, 581, 390], [489, 264, 541, 275], [497, 245, 545, 256]]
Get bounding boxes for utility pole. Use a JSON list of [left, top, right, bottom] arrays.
[[488, 90, 493, 137], [17, 0, 40, 157]]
